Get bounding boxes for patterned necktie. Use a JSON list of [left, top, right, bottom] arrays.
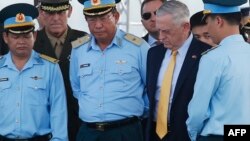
[[156, 50, 177, 139]]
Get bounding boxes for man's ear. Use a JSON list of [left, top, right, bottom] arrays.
[[114, 12, 120, 23], [216, 16, 224, 27], [3, 32, 8, 44], [68, 5, 73, 18], [33, 31, 37, 41]]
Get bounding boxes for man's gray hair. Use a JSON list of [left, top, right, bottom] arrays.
[[157, 0, 190, 25]]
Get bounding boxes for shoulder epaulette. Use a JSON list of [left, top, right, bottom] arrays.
[[40, 54, 59, 63], [124, 33, 142, 46], [201, 45, 220, 55], [71, 35, 90, 48]]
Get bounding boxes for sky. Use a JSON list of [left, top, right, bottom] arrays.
[[0, 0, 249, 37]]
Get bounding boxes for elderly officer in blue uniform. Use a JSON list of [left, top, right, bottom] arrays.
[[70, 0, 149, 141], [0, 3, 68, 141], [186, 0, 250, 141]]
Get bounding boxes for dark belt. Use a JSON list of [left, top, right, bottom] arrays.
[[83, 117, 139, 131], [0, 133, 52, 141], [197, 135, 223, 141]]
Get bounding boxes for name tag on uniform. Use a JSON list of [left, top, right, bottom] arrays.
[[80, 63, 90, 68], [0, 77, 8, 82], [30, 76, 42, 80]]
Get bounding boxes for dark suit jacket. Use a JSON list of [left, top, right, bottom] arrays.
[[34, 27, 88, 141], [142, 33, 149, 42], [146, 37, 211, 141]]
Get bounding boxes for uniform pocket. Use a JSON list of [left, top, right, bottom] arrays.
[[110, 65, 132, 75], [0, 81, 11, 107], [109, 65, 133, 90], [78, 67, 93, 92], [26, 80, 48, 105], [0, 81, 11, 91]]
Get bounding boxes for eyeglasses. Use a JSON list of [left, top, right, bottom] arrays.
[[142, 11, 156, 20]]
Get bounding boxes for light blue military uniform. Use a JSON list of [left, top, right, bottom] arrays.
[[0, 51, 68, 140], [186, 0, 250, 141], [70, 29, 149, 122], [186, 35, 250, 141]]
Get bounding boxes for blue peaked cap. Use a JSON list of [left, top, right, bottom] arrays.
[[202, 0, 248, 14], [78, 0, 121, 16], [0, 3, 38, 34]]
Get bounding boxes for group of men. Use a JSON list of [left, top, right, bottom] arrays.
[[0, 0, 250, 141]]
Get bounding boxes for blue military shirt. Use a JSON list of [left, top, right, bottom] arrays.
[[70, 29, 149, 122], [0, 51, 68, 140], [186, 35, 250, 141]]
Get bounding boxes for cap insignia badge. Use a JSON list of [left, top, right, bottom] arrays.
[[91, 0, 101, 6], [16, 13, 25, 23]]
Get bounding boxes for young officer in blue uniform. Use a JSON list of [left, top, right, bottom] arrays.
[[186, 0, 250, 141], [0, 3, 68, 141], [70, 0, 150, 141]]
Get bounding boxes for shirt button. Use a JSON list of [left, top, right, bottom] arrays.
[[119, 70, 123, 74], [16, 120, 19, 123]]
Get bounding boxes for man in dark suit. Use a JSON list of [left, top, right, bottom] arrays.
[[141, 0, 163, 47], [33, 0, 88, 141], [146, 1, 211, 141]]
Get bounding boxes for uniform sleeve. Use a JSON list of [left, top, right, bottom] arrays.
[[69, 48, 81, 99], [139, 41, 150, 117], [186, 55, 222, 141], [139, 41, 149, 85], [49, 64, 68, 141]]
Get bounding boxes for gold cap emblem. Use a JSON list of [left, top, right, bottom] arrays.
[[91, 0, 101, 6], [16, 13, 25, 23]]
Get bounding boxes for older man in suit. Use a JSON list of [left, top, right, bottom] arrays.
[[146, 1, 211, 141], [33, 0, 88, 141]]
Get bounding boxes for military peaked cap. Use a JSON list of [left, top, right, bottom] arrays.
[[40, 0, 71, 12], [202, 0, 248, 14], [78, 0, 121, 16], [190, 11, 207, 29], [0, 3, 38, 34]]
